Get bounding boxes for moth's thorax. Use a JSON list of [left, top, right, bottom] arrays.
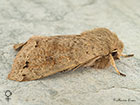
[[82, 28, 124, 56]]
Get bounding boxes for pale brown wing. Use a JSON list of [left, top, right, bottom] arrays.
[[8, 35, 99, 81]]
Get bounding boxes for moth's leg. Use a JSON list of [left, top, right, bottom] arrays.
[[60, 68, 72, 73], [120, 54, 134, 58], [72, 64, 83, 71], [60, 64, 82, 73], [13, 42, 27, 51], [109, 54, 126, 77], [72, 57, 100, 71], [82, 56, 101, 67], [64, 56, 101, 72]]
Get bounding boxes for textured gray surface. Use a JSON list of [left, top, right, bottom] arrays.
[[0, 0, 140, 105]]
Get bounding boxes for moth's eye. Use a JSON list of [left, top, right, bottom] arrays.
[[112, 52, 117, 56]]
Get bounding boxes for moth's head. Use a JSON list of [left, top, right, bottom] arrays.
[[111, 40, 124, 60]]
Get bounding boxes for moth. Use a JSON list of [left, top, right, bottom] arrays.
[[8, 28, 134, 81]]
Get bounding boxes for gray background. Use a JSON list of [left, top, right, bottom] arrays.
[[0, 0, 140, 105]]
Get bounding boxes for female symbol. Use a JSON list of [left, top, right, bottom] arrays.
[[5, 90, 12, 102]]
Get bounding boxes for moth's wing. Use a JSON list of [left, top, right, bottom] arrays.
[[8, 35, 98, 81]]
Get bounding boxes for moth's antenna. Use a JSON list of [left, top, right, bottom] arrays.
[[120, 54, 134, 58]]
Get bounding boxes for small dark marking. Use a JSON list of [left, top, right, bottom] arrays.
[[35, 41, 39, 47], [25, 61, 29, 64], [74, 40, 77, 43], [23, 61, 29, 69], [46, 56, 53, 61], [22, 74, 26, 76], [86, 51, 89, 54]]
